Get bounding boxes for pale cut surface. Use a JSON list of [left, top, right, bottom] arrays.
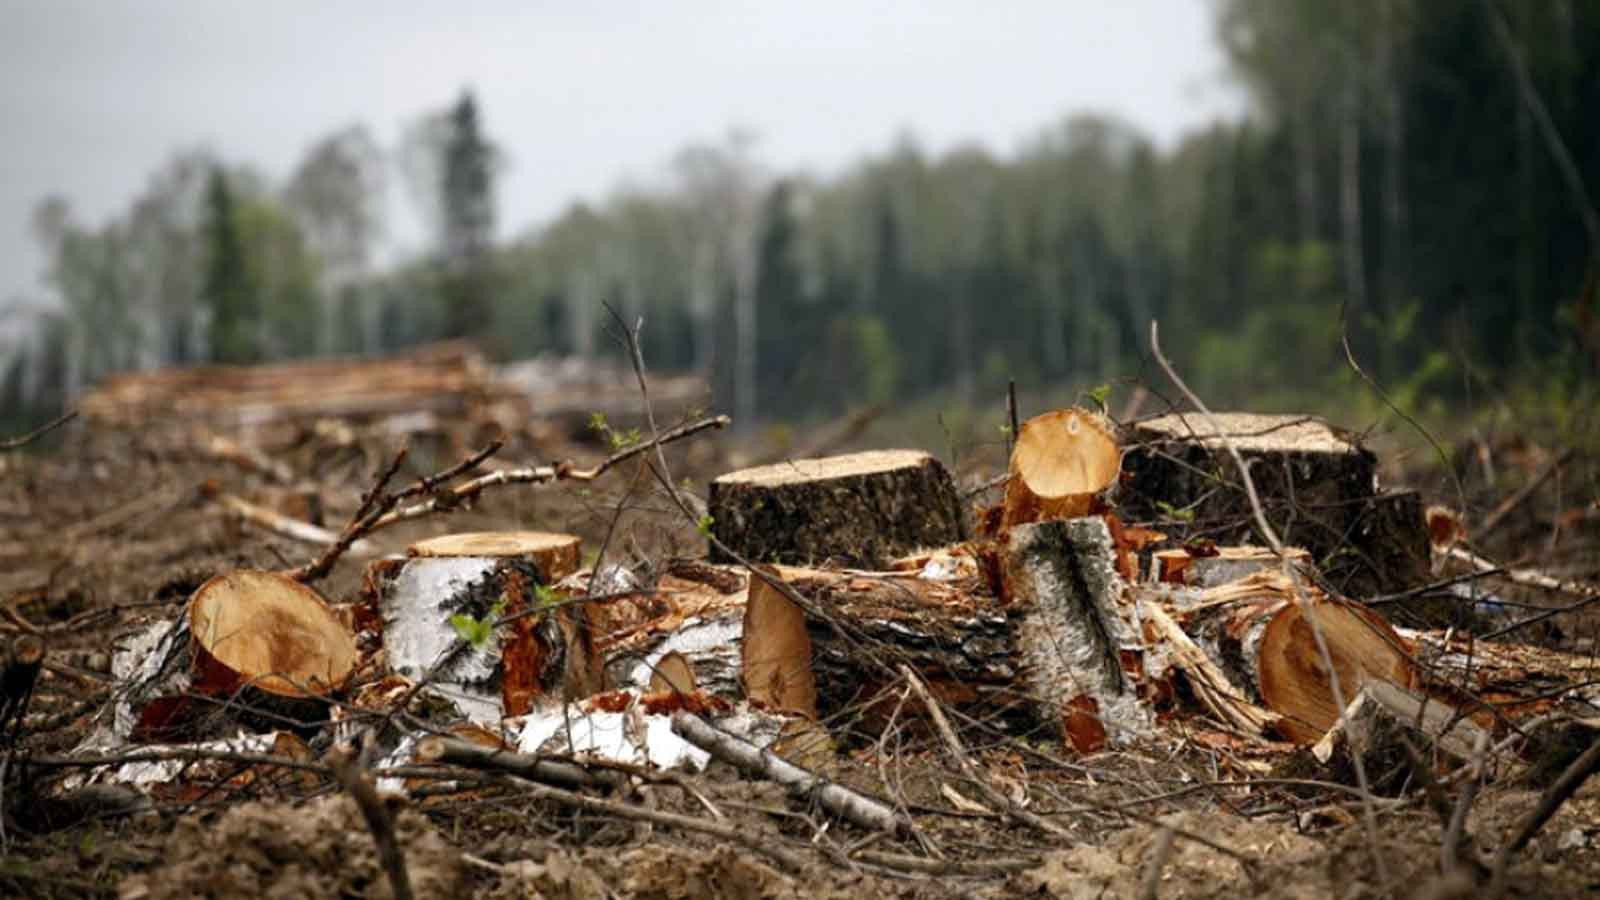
[[408, 531, 581, 579], [714, 449, 933, 488], [740, 571, 818, 718], [189, 571, 358, 698], [1012, 409, 1120, 498], [649, 651, 698, 695], [1135, 412, 1352, 454]]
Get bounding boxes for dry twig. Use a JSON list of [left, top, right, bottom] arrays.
[[328, 748, 414, 900]]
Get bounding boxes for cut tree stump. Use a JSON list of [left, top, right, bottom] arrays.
[[995, 517, 1149, 751], [127, 571, 358, 741], [1120, 413, 1428, 595], [369, 531, 600, 724], [707, 449, 966, 568], [1176, 572, 1415, 743], [1000, 408, 1121, 529]]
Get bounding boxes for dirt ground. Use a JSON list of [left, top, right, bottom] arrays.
[[0, 412, 1596, 899]]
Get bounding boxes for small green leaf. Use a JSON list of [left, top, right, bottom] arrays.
[[1085, 383, 1112, 411], [696, 514, 715, 538], [587, 411, 609, 433], [535, 583, 561, 609], [449, 613, 493, 648], [1155, 500, 1196, 523]]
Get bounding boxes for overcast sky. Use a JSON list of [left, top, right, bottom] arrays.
[[1, 0, 1241, 307]]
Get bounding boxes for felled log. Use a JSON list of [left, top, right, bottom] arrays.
[[1311, 681, 1493, 792], [1120, 413, 1429, 594], [128, 572, 359, 740], [995, 517, 1150, 750], [707, 449, 966, 568], [1000, 408, 1121, 528], [367, 532, 599, 724], [1175, 572, 1415, 743]]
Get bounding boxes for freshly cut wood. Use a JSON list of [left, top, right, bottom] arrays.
[[1312, 682, 1493, 792], [995, 516, 1149, 751], [189, 570, 359, 700], [1000, 408, 1121, 529], [1141, 602, 1278, 737], [707, 449, 966, 568], [740, 569, 818, 719], [118, 572, 357, 741], [1152, 546, 1310, 587], [408, 531, 581, 577], [1179, 572, 1415, 743], [372, 532, 600, 724]]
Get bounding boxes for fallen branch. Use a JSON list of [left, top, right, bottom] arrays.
[[1487, 733, 1600, 895], [366, 415, 729, 533], [1475, 448, 1576, 540], [328, 748, 413, 900], [211, 491, 373, 553], [670, 711, 911, 836], [477, 770, 809, 872], [413, 736, 621, 792], [0, 410, 76, 451], [899, 664, 1074, 841]]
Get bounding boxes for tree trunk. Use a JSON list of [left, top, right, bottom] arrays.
[[708, 449, 967, 568], [1340, 78, 1368, 317]]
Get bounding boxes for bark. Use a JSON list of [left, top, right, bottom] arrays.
[[367, 532, 600, 724], [996, 517, 1149, 751], [708, 449, 966, 568], [1120, 413, 1427, 594]]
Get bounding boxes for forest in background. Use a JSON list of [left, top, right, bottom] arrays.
[[4, 0, 1598, 436]]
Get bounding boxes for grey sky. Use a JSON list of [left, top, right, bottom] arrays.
[[2, 0, 1240, 306]]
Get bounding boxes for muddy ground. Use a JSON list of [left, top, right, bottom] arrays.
[[0, 410, 1596, 899]]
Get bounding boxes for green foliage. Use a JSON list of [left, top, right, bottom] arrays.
[[696, 514, 715, 538], [448, 593, 508, 649]]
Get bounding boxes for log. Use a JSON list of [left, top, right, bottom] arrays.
[[1177, 573, 1415, 743], [707, 449, 966, 568], [1120, 413, 1428, 594], [995, 517, 1150, 750], [371, 532, 600, 724], [1000, 408, 1121, 528]]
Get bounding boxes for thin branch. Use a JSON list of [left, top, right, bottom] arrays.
[[0, 409, 76, 451], [328, 749, 413, 900], [1487, 734, 1600, 896]]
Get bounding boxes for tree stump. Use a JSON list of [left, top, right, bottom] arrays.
[[128, 571, 358, 741], [1001, 408, 1121, 529], [369, 531, 600, 724], [708, 449, 966, 568], [996, 517, 1150, 751], [1120, 413, 1427, 595]]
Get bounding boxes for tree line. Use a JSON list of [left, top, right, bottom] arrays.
[[4, 0, 1597, 431]]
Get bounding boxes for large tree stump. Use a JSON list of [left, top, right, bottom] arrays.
[[368, 531, 600, 724], [1176, 573, 1415, 743], [1000, 408, 1121, 529], [708, 449, 966, 568], [1120, 413, 1428, 595], [996, 517, 1150, 750]]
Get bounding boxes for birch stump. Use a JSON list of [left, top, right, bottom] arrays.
[[708, 449, 966, 568], [995, 517, 1150, 751], [1000, 408, 1121, 528], [129, 571, 358, 740], [368, 531, 600, 724]]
